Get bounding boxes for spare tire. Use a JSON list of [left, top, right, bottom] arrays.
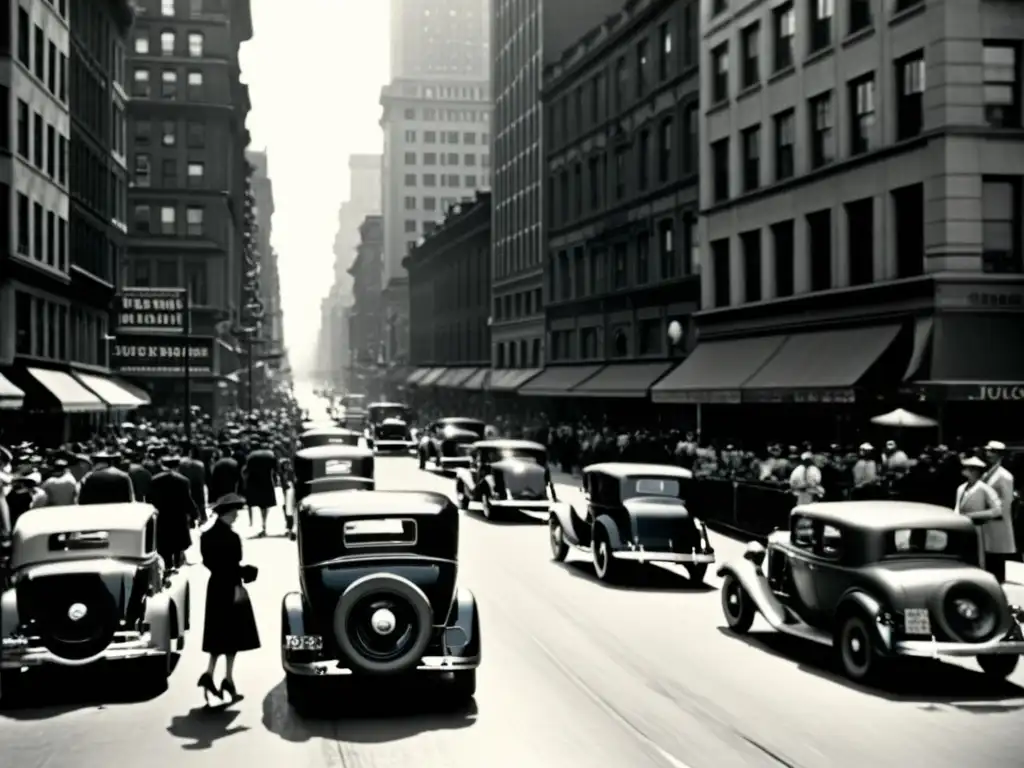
[[36, 578, 118, 661], [933, 581, 1001, 644], [333, 573, 433, 674]]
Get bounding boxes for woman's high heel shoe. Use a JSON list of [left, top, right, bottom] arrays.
[[219, 678, 243, 704], [198, 673, 220, 705]]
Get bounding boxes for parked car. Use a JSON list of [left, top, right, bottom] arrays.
[[1, 503, 190, 701], [367, 402, 416, 452], [454, 439, 555, 520], [336, 393, 368, 430], [548, 462, 714, 584], [418, 417, 486, 471], [281, 490, 481, 714], [717, 500, 1024, 683], [293, 444, 375, 509], [298, 426, 365, 449]]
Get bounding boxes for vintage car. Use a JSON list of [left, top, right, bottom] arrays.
[[454, 440, 555, 520], [298, 425, 365, 450], [336, 393, 369, 430], [418, 417, 486, 471], [0, 503, 190, 701], [281, 490, 480, 713], [366, 401, 416, 452], [293, 445, 375, 510], [548, 463, 715, 584], [718, 501, 1024, 683]]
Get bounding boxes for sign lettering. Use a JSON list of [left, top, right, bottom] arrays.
[[114, 288, 188, 333], [937, 283, 1024, 312], [111, 334, 215, 376], [975, 385, 1024, 401]]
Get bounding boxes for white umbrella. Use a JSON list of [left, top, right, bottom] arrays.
[[870, 408, 938, 428]]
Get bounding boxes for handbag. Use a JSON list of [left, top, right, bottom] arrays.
[[240, 564, 258, 583]]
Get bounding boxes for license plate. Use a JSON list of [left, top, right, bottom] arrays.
[[284, 634, 323, 651], [904, 608, 931, 635], [345, 519, 404, 535]]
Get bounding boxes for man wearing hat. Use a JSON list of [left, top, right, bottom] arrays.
[[179, 446, 208, 527], [956, 456, 1004, 569], [149, 454, 196, 569], [5, 470, 44, 530], [78, 449, 135, 505], [980, 441, 1017, 582], [789, 451, 824, 506], [40, 455, 78, 507], [852, 443, 878, 489], [125, 444, 153, 503]]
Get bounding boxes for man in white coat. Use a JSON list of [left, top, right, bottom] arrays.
[[955, 456, 1005, 577], [790, 452, 824, 506], [981, 441, 1017, 583]]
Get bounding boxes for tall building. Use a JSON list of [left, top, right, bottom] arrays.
[[652, 0, 1024, 437], [122, 0, 252, 413], [347, 215, 385, 393], [246, 148, 283, 358], [380, 0, 492, 365], [490, 0, 633, 374]]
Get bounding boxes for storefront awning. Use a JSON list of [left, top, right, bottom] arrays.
[[572, 362, 675, 398], [652, 336, 788, 404], [488, 368, 542, 392], [741, 325, 901, 403], [419, 367, 447, 386], [437, 367, 478, 388], [26, 367, 105, 413], [73, 372, 151, 409], [461, 368, 490, 390], [406, 367, 432, 385], [0, 372, 24, 410], [518, 366, 601, 397]]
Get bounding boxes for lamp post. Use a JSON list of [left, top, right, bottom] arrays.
[[666, 319, 698, 438]]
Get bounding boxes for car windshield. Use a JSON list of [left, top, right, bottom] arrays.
[[341, 395, 365, 407], [372, 406, 410, 421], [622, 477, 682, 499], [884, 528, 967, 559], [495, 448, 545, 464], [443, 420, 485, 437]]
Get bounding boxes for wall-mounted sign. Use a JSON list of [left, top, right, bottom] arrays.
[[114, 288, 187, 333], [111, 335, 214, 376], [972, 384, 1024, 401], [937, 283, 1024, 312]]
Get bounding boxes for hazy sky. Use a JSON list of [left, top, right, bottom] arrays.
[[239, 1, 390, 372]]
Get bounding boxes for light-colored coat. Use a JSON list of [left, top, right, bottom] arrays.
[[40, 472, 78, 507], [790, 464, 823, 505], [955, 479, 1009, 555], [982, 464, 1017, 555]]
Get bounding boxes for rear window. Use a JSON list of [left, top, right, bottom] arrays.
[[885, 528, 960, 557], [624, 477, 681, 498], [446, 420, 485, 437]]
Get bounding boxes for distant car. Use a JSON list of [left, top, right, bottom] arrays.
[[549, 463, 714, 584], [0, 503, 190, 701], [717, 501, 1024, 683], [418, 417, 486, 471], [454, 440, 555, 520], [298, 426, 365, 449], [281, 490, 480, 714], [293, 444, 375, 511], [366, 401, 416, 453], [336, 393, 368, 430]]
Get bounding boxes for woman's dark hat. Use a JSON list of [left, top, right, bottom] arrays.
[[211, 493, 246, 515]]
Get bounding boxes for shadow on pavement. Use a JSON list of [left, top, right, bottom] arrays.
[[557, 559, 715, 593], [716, 627, 1024, 709], [166, 704, 250, 750], [260, 678, 478, 743]]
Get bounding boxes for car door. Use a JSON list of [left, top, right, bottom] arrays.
[[570, 473, 594, 546], [812, 522, 851, 618], [786, 514, 822, 619]]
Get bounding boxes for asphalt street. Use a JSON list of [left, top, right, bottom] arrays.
[[2, 455, 1024, 768]]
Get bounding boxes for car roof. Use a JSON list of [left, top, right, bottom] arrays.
[[585, 462, 693, 480], [16, 502, 155, 537], [794, 500, 971, 530], [475, 439, 545, 451], [368, 401, 408, 408], [438, 416, 484, 424], [302, 490, 450, 517], [301, 425, 361, 435], [295, 445, 373, 460]]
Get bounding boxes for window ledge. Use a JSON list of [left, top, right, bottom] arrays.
[[890, 3, 925, 27], [737, 82, 762, 102], [805, 45, 834, 67], [842, 26, 874, 48], [768, 65, 795, 86]]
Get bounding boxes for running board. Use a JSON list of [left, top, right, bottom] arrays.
[[768, 613, 833, 646]]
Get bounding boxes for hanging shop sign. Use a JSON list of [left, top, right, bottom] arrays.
[[114, 288, 187, 334], [111, 335, 214, 375]]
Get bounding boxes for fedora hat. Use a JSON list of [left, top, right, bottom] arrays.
[[961, 456, 987, 469], [211, 493, 246, 515]]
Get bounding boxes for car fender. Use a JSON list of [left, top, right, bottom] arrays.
[[594, 514, 624, 549], [281, 590, 309, 638], [717, 559, 789, 628], [483, 474, 497, 497], [837, 589, 894, 654], [1, 587, 19, 640], [454, 467, 474, 490], [444, 587, 481, 660], [549, 501, 573, 531], [144, 590, 174, 651], [164, 570, 189, 638]]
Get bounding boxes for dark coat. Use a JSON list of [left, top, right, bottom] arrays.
[[209, 457, 241, 501], [127, 463, 152, 503], [200, 518, 260, 655], [149, 470, 195, 560], [243, 449, 277, 509], [78, 467, 135, 505], [178, 457, 207, 514]]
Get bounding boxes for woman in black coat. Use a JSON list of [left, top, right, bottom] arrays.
[[196, 494, 260, 704]]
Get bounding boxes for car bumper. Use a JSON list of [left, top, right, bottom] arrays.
[[489, 499, 550, 510], [1, 631, 169, 668], [375, 440, 416, 450], [894, 638, 1024, 658], [438, 455, 472, 467], [283, 653, 481, 676], [612, 549, 716, 565]]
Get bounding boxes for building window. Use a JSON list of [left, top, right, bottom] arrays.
[[982, 177, 1022, 273], [636, 39, 648, 97], [404, 196, 416, 210], [741, 125, 760, 191], [614, 56, 627, 109], [16, 7, 28, 67], [657, 117, 672, 183], [772, 220, 795, 297], [983, 44, 1020, 128], [32, 112, 42, 168], [46, 125, 55, 177], [810, 91, 834, 168], [185, 262, 207, 304], [160, 31, 175, 55], [637, 233, 650, 284], [711, 43, 729, 103], [186, 206, 204, 236], [133, 205, 151, 233], [15, 293, 30, 355], [187, 32, 203, 57], [807, 209, 832, 291], [614, 145, 627, 199], [162, 0, 175, 15], [161, 158, 176, 185], [741, 22, 760, 89], [46, 211, 55, 265], [741, 230, 762, 303], [187, 71, 203, 89], [33, 25, 42, 79], [848, 0, 871, 33], [59, 137, 67, 185], [658, 22, 672, 80], [711, 138, 729, 202], [809, 0, 833, 54], [896, 51, 925, 140], [846, 197, 875, 285], [134, 34, 150, 54], [711, 239, 731, 307], [16, 100, 28, 158], [133, 69, 151, 97], [47, 42, 56, 93], [773, 3, 795, 72], [613, 243, 627, 287], [187, 162, 204, 184], [16, 193, 28, 253], [404, 219, 416, 233], [682, 103, 697, 174], [892, 184, 924, 278], [893, 0, 923, 11], [160, 206, 176, 235], [849, 75, 875, 155], [186, 122, 204, 146], [404, 130, 416, 142], [404, 151, 416, 164], [659, 219, 675, 279], [161, 70, 178, 98], [773, 110, 794, 180], [638, 129, 650, 190], [32, 202, 42, 260], [134, 154, 151, 186]]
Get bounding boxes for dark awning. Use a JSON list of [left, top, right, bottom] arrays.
[[572, 362, 674, 398], [461, 368, 489, 390], [73, 372, 151, 409], [488, 368, 542, 392], [741, 325, 901, 403], [518, 365, 602, 397], [0, 372, 24, 410], [7, 366, 106, 413], [406, 367, 433, 385], [419, 367, 447, 386], [437, 367, 478, 388], [651, 336, 788, 404]]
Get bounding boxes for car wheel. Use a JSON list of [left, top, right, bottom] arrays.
[[286, 672, 319, 716], [456, 482, 470, 511], [837, 613, 881, 683], [687, 564, 708, 584], [549, 515, 569, 562], [721, 574, 755, 633], [977, 653, 1019, 679], [449, 669, 476, 704], [592, 531, 620, 583]]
